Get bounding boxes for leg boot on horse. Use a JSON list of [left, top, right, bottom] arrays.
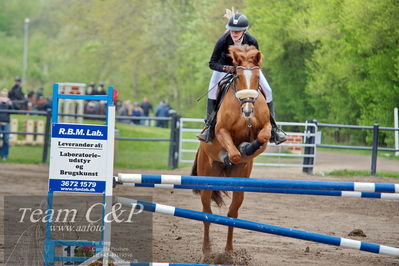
[[197, 98, 217, 143], [267, 101, 287, 145]]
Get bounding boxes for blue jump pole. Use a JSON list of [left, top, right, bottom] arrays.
[[117, 174, 399, 193], [116, 197, 399, 258], [124, 183, 399, 200]]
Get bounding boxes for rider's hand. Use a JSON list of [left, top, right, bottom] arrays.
[[223, 65, 236, 74]]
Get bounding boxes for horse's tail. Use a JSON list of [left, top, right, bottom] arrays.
[[191, 149, 198, 177], [192, 149, 226, 207], [212, 190, 227, 207], [192, 150, 200, 196]]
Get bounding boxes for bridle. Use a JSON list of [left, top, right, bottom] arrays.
[[232, 65, 261, 141], [233, 65, 260, 107]]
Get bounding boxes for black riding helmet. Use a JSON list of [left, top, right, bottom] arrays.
[[226, 13, 249, 31]]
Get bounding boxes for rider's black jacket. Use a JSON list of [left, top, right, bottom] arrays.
[[209, 31, 259, 72]]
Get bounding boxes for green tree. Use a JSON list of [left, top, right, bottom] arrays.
[[0, 0, 397, 136], [245, 0, 315, 122]]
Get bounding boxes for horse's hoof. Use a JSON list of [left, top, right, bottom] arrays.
[[224, 156, 233, 166], [200, 252, 212, 264], [230, 153, 241, 164], [224, 247, 234, 255], [220, 151, 234, 166]]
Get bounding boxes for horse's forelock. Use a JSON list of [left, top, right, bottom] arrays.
[[229, 45, 263, 67], [229, 46, 245, 66]]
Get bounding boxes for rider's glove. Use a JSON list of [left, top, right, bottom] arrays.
[[223, 65, 236, 74]]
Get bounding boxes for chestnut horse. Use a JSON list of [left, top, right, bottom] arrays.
[[192, 45, 272, 257]]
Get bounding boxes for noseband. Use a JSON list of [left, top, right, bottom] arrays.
[[234, 66, 260, 105], [236, 66, 260, 71], [218, 65, 261, 140]]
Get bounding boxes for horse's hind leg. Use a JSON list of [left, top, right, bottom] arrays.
[[197, 146, 222, 257], [225, 191, 244, 253]]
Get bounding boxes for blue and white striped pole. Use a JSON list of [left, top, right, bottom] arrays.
[[116, 197, 399, 258], [123, 183, 399, 200], [117, 174, 399, 193]]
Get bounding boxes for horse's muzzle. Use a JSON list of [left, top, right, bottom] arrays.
[[235, 89, 259, 119], [241, 102, 253, 118]]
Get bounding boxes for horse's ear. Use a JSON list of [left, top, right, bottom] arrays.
[[229, 46, 243, 66], [230, 50, 244, 66], [255, 51, 263, 66]]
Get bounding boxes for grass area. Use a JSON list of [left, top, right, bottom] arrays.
[[328, 169, 399, 178], [115, 123, 171, 169], [1, 115, 172, 169], [318, 147, 399, 161], [2, 114, 398, 169], [12, 113, 46, 122], [2, 145, 44, 164]]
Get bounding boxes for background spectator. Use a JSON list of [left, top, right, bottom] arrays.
[[97, 82, 107, 95], [131, 102, 143, 125], [96, 82, 107, 115], [36, 87, 44, 99], [140, 96, 153, 126], [27, 90, 36, 110], [117, 100, 132, 124], [115, 99, 122, 112], [86, 82, 96, 95], [0, 89, 13, 160], [84, 82, 108, 115], [155, 100, 171, 128], [9, 77, 26, 109]]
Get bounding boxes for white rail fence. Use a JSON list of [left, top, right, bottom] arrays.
[[179, 118, 318, 171]]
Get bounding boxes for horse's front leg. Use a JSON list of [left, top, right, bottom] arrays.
[[200, 190, 213, 256], [257, 121, 272, 144], [216, 128, 241, 164]]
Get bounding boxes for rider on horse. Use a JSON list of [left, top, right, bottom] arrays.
[[197, 12, 287, 145]]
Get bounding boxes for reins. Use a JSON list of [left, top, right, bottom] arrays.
[[195, 73, 233, 102]]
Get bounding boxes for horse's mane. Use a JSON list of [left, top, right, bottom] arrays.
[[228, 45, 263, 67]]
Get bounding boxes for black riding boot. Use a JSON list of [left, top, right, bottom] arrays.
[[197, 99, 217, 143], [267, 101, 287, 145]]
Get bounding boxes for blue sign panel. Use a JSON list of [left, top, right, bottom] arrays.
[[49, 179, 105, 193], [52, 124, 107, 140]]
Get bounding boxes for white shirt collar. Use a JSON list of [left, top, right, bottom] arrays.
[[234, 38, 243, 46]]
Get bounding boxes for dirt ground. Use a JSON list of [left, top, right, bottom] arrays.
[[0, 151, 398, 265]]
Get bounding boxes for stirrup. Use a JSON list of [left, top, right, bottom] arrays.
[[196, 127, 212, 143], [270, 128, 288, 145]]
